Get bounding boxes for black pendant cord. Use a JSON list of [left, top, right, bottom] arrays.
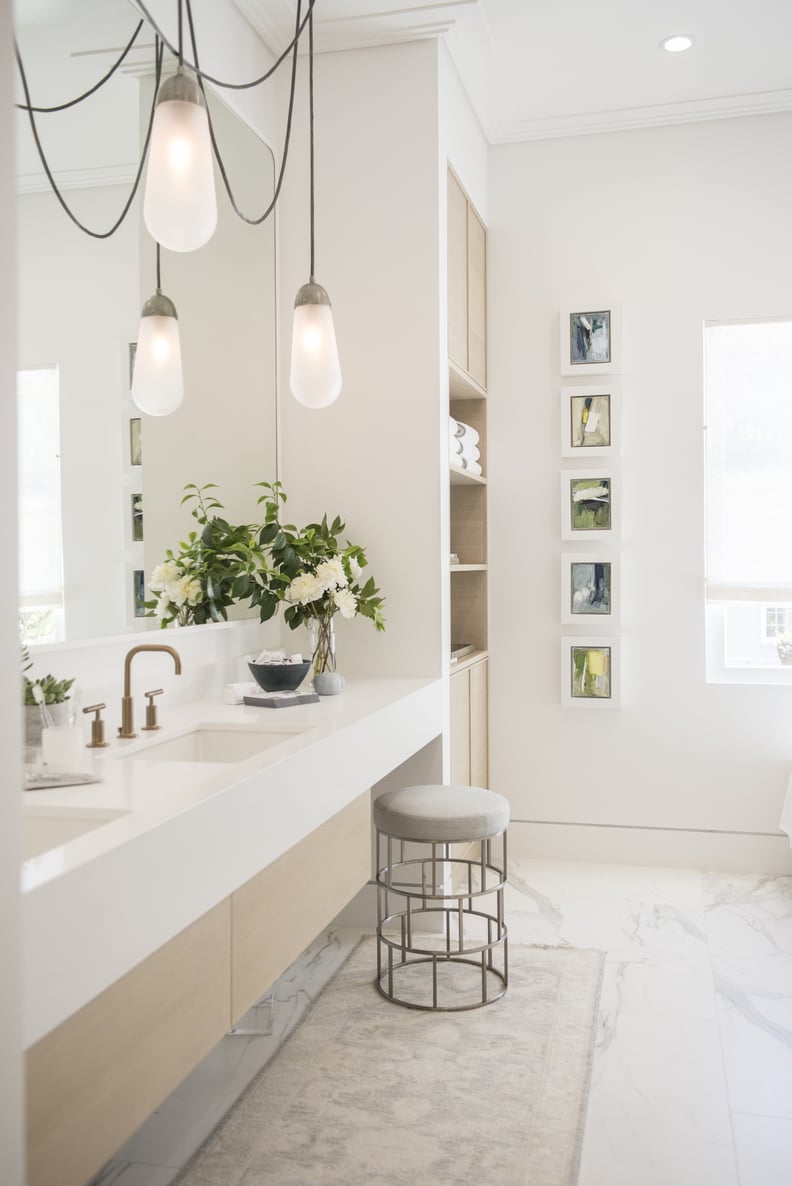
[[14, 37, 163, 240], [308, 6, 315, 282], [15, 20, 145, 114], [135, 0, 317, 92], [14, 0, 314, 239], [186, 0, 303, 226], [156, 241, 162, 291]]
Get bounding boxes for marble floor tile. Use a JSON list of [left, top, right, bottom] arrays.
[[508, 859, 709, 962], [732, 1112, 792, 1186], [89, 1162, 177, 1186], [115, 1110, 213, 1171], [599, 953, 717, 1022], [703, 873, 792, 959], [714, 957, 792, 1117], [579, 1013, 737, 1186]]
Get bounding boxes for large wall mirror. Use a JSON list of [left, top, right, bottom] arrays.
[[15, 0, 277, 645]]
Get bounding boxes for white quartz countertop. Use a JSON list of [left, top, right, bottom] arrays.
[[21, 675, 443, 1047]]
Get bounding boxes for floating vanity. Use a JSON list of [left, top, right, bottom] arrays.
[[22, 675, 443, 1186]]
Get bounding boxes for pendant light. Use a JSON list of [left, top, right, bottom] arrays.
[[143, 3, 217, 253], [131, 243, 184, 417], [290, 6, 341, 408]]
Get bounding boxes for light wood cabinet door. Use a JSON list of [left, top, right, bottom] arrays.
[[469, 658, 489, 788], [231, 792, 371, 1021], [26, 902, 232, 1186], [450, 666, 471, 785], [447, 171, 469, 372], [466, 207, 487, 389]]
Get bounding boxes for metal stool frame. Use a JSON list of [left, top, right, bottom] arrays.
[[375, 828, 508, 1011]]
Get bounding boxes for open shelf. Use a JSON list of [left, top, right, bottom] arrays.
[[449, 463, 486, 485], [449, 358, 487, 400], [450, 563, 487, 573]]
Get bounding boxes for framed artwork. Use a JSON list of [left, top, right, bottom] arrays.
[[561, 554, 619, 624], [129, 418, 142, 466], [561, 637, 620, 707], [561, 383, 618, 458], [133, 569, 147, 618], [561, 469, 618, 540], [131, 493, 143, 542], [560, 304, 621, 375], [128, 341, 137, 389]]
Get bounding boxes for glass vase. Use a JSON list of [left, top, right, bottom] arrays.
[[308, 614, 336, 677]]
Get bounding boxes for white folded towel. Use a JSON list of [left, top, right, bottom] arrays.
[[450, 456, 483, 476], [449, 417, 480, 447], [448, 430, 480, 464], [461, 457, 482, 476]]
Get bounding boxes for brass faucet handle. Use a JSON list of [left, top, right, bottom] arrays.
[[83, 703, 109, 749], [142, 688, 165, 732]]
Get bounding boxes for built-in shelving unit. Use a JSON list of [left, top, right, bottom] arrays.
[[447, 167, 489, 786]]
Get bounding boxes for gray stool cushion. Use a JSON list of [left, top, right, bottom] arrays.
[[373, 784, 510, 843]]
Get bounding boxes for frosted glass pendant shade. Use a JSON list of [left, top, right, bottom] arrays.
[[143, 69, 217, 253], [131, 292, 184, 417], [290, 281, 342, 408]]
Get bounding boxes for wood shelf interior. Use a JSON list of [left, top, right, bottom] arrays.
[[450, 482, 487, 566], [450, 568, 488, 654], [449, 358, 487, 400]]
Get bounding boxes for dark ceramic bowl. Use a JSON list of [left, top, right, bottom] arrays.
[[247, 659, 311, 693]]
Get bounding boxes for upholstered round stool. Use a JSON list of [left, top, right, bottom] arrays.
[[373, 784, 509, 1011]]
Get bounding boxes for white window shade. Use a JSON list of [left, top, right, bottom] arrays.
[[704, 320, 792, 603], [18, 367, 64, 608]]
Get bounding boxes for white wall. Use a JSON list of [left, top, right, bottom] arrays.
[[0, 0, 25, 1173], [488, 113, 792, 867], [278, 39, 445, 678]]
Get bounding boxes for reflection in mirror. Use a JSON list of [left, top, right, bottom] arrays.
[[15, 0, 277, 646]]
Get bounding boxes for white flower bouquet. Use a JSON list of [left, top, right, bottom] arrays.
[[253, 482, 385, 675]]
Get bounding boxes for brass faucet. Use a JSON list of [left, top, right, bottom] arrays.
[[119, 644, 182, 739]]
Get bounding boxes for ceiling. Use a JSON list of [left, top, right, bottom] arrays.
[[233, 0, 792, 143]]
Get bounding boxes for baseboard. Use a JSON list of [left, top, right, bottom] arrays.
[[508, 819, 792, 875]]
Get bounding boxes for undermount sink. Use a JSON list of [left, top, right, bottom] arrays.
[[22, 806, 129, 861], [120, 724, 304, 764]]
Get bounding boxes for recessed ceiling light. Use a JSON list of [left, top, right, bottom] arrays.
[[661, 34, 693, 53]]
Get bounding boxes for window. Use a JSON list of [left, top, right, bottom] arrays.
[[762, 605, 792, 642], [704, 319, 792, 682], [18, 366, 65, 644]]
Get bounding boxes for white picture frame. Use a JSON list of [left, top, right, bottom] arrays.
[[561, 382, 619, 458], [561, 468, 618, 541], [561, 636, 620, 707], [561, 553, 619, 625], [560, 303, 622, 376]]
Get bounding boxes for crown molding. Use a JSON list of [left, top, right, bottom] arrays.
[[476, 87, 792, 146], [231, 0, 472, 54], [17, 163, 139, 196]]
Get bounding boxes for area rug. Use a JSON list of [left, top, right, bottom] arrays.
[[177, 938, 604, 1186]]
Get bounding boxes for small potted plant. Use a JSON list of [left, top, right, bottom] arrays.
[[22, 646, 75, 748], [776, 632, 792, 666]]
